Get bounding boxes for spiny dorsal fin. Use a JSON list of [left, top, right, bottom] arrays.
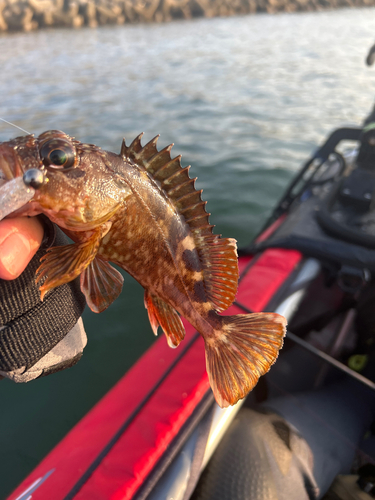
[[121, 135, 239, 311], [121, 135, 204, 216]]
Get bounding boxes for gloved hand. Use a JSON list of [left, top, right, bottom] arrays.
[[0, 216, 87, 382]]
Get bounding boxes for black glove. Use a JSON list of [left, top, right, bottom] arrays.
[[0, 217, 87, 382]]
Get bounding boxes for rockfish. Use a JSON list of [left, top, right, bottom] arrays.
[[0, 130, 286, 407]]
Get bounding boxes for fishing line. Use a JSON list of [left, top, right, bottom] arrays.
[[0, 118, 31, 135]]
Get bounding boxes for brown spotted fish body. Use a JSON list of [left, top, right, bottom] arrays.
[[0, 130, 286, 407]]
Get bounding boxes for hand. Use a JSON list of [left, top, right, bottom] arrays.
[[0, 219, 87, 382], [0, 217, 44, 280]]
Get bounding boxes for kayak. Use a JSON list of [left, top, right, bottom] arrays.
[[7, 122, 375, 500]]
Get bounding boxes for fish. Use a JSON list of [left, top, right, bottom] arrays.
[[0, 130, 287, 407]]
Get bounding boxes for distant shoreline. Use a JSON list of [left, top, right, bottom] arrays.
[[0, 0, 374, 33]]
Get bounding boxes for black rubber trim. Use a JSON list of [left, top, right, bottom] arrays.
[[63, 330, 202, 500]]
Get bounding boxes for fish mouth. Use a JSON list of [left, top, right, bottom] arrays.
[[0, 136, 44, 220], [0, 135, 40, 185], [0, 143, 23, 186]]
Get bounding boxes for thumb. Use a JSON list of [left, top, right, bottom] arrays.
[[0, 217, 44, 280]]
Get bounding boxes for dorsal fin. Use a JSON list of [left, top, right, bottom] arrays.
[[121, 134, 239, 311], [121, 134, 210, 231]]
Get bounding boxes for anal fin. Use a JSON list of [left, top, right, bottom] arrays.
[[144, 290, 185, 348], [80, 257, 124, 313]]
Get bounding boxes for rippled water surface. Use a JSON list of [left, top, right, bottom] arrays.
[[1, 8, 375, 497]]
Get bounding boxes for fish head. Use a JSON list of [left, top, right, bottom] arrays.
[[0, 130, 131, 230]]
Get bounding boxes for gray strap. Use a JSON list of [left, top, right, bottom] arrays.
[[0, 318, 87, 381]]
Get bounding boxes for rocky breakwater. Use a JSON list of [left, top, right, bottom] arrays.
[[0, 0, 374, 32]]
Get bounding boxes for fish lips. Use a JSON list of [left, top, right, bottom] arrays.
[[0, 135, 41, 186], [0, 142, 23, 187], [0, 136, 45, 219]]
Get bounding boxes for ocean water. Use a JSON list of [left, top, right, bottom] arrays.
[[1, 7, 375, 497]]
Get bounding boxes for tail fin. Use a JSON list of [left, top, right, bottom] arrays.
[[204, 313, 287, 408]]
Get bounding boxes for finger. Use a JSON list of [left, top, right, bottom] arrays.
[[0, 217, 44, 280]]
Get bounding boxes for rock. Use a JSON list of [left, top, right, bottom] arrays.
[[96, 2, 124, 24], [267, 0, 287, 8], [246, 0, 257, 13], [161, 0, 191, 21], [190, 0, 210, 17], [0, 0, 8, 30], [122, 0, 138, 21], [45, 8, 84, 26], [3, 2, 36, 30], [79, 0, 98, 27], [0, 0, 371, 32], [133, 0, 160, 21]]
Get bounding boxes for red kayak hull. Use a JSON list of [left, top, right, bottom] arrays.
[[8, 248, 301, 500]]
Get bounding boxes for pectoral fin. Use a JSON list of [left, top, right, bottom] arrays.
[[80, 256, 124, 313], [144, 290, 185, 348], [36, 229, 102, 300]]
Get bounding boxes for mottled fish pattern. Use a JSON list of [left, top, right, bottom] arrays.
[[0, 131, 287, 407]]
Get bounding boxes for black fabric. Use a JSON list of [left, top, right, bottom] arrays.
[[0, 221, 86, 372]]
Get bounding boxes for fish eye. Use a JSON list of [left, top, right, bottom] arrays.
[[40, 138, 76, 171]]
